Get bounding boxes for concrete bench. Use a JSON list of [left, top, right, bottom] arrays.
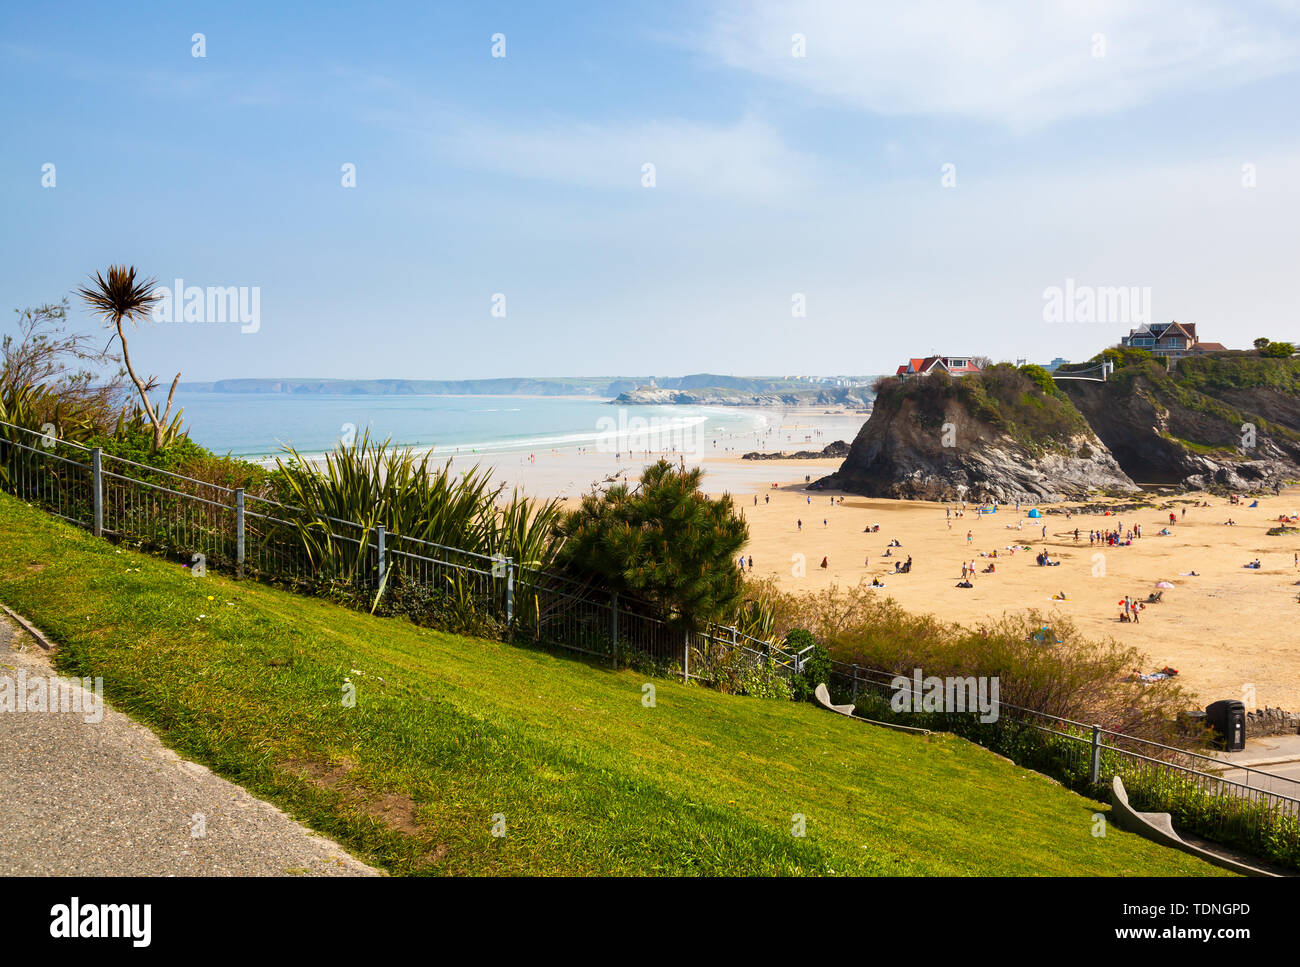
[[1110, 776, 1278, 877], [814, 683, 855, 717]]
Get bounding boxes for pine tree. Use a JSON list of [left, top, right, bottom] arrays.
[[555, 460, 747, 629]]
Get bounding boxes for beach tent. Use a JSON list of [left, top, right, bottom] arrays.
[[1027, 508, 1042, 518], [1156, 581, 1175, 589]]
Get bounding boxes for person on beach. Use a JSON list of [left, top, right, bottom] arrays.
[[966, 530, 973, 544], [820, 556, 828, 569]]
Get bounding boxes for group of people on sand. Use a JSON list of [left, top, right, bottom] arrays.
[[1090, 522, 1139, 546]]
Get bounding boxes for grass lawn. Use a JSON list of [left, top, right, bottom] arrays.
[[0, 492, 1225, 876]]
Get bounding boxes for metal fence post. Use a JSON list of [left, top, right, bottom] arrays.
[[683, 631, 690, 681], [506, 557, 514, 625], [852, 664, 859, 703], [91, 447, 103, 537], [376, 525, 386, 585], [1090, 724, 1102, 784], [235, 487, 245, 579], [610, 591, 619, 668]]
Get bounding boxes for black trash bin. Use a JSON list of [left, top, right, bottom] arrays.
[[1205, 700, 1246, 751], [1178, 708, 1207, 737]]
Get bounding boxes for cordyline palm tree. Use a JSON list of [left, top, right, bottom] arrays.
[[77, 265, 180, 451]]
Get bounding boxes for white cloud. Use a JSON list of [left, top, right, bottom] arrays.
[[697, 0, 1300, 126]]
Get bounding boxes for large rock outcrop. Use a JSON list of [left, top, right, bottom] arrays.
[[813, 367, 1138, 502]]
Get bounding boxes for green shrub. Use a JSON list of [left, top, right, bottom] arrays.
[[554, 460, 747, 630]]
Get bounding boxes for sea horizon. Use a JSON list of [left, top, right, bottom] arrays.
[[172, 388, 865, 463]]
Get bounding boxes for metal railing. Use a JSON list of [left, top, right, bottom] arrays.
[[0, 419, 796, 686], [822, 659, 1300, 854]]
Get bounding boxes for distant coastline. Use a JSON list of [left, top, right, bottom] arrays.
[[180, 373, 881, 405]]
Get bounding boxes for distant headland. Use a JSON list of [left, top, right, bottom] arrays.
[[180, 374, 880, 407]]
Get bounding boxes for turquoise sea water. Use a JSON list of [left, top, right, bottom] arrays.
[[172, 391, 777, 459]]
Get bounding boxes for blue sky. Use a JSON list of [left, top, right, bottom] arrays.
[[3, 0, 1299, 381]]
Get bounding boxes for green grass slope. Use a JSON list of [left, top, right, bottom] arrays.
[[0, 493, 1223, 876]]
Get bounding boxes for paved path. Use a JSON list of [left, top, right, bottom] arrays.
[[1218, 732, 1300, 768], [0, 614, 379, 876]]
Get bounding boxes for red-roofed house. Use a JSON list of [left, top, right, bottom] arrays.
[[895, 355, 982, 381]]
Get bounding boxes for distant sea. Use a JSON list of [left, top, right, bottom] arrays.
[[171, 391, 777, 460]]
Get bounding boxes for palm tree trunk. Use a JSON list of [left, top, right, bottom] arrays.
[[115, 314, 158, 428], [115, 314, 179, 450]]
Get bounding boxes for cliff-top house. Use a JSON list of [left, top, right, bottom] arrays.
[[895, 355, 981, 381], [1120, 321, 1227, 360]]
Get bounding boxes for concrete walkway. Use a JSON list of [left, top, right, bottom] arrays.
[[1216, 733, 1300, 768], [0, 614, 378, 876]]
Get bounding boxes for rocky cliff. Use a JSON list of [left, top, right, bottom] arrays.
[[813, 365, 1138, 502], [1056, 353, 1300, 490], [816, 353, 1300, 500]]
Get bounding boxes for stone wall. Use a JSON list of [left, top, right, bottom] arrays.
[[1245, 706, 1300, 738]]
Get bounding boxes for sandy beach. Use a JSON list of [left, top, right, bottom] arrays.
[[424, 408, 1300, 711], [427, 405, 866, 498], [733, 479, 1300, 710]]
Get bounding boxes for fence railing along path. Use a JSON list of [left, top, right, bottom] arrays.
[[0, 420, 798, 686]]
